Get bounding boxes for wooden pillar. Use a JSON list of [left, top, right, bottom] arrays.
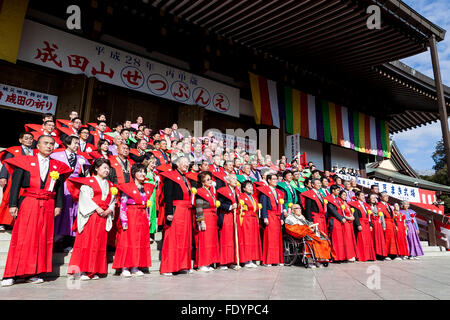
[[82, 77, 96, 123], [429, 35, 450, 182], [428, 218, 437, 247]]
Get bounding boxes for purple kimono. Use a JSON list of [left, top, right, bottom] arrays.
[[50, 151, 90, 237], [400, 209, 424, 257]]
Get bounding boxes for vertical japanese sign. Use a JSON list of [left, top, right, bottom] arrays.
[[285, 134, 300, 163], [17, 20, 240, 117], [0, 83, 57, 114]]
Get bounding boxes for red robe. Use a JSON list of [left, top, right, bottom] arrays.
[[152, 149, 169, 165], [217, 186, 240, 265], [370, 205, 387, 257], [338, 198, 360, 260], [112, 182, 154, 269], [238, 192, 262, 262], [159, 170, 193, 274], [86, 122, 112, 132], [3, 155, 71, 278], [67, 177, 115, 275], [90, 130, 113, 146], [0, 146, 26, 226], [377, 202, 399, 256], [193, 187, 220, 268], [257, 185, 284, 265], [325, 195, 347, 261], [348, 201, 376, 261], [394, 212, 409, 256], [301, 190, 328, 237]]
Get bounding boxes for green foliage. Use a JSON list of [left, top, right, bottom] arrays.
[[421, 165, 450, 212], [432, 139, 446, 171]]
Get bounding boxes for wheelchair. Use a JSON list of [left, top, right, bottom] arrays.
[[282, 233, 329, 268]]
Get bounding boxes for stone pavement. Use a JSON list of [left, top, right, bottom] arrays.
[[1, 256, 450, 300]]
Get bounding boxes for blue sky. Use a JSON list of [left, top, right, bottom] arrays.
[[392, 0, 450, 173]]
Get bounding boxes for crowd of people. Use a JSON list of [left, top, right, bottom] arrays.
[[0, 111, 424, 286]]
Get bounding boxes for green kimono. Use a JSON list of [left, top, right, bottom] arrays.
[[318, 188, 330, 198], [236, 174, 256, 184], [145, 171, 158, 234], [277, 181, 298, 210]]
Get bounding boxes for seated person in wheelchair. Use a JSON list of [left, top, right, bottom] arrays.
[[285, 204, 332, 266]]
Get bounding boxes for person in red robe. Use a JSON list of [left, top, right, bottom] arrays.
[[348, 191, 376, 262], [325, 185, 349, 262], [393, 203, 409, 259], [113, 163, 154, 276], [238, 180, 262, 268], [0, 132, 35, 229], [1, 135, 71, 286], [67, 158, 116, 281], [193, 171, 220, 272], [337, 190, 360, 261], [377, 192, 400, 260], [301, 178, 328, 237], [159, 156, 193, 275], [217, 174, 241, 269], [257, 173, 285, 267], [368, 193, 387, 259]]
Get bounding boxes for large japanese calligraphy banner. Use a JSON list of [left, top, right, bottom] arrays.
[[17, 20, 240, 117], [0, 83, 57, 114], [338, 174, 421, 203]]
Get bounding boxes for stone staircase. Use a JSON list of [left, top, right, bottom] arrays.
[[421, 241, 450, 257], [0, 231, 162, 279]]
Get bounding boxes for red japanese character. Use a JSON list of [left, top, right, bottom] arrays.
[[122, 70, 142, 86], [194, 89, 210, 105], [91, 61, 114, 79], [173, 83, 189, 99], [45, 101, 53, 111], [214, 94, 225, 109], [0, 92, 3, 100], [149, 79, 167, 91], [35, 41, 62, 68], [35, 100, 45, 110], [17, 96, 26, 106], [67, 55, 89, 72], [5, 94, 16, 104], [25, 98, 35, 107]]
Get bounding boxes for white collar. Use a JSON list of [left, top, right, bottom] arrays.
[[37, 153, 49, 162]]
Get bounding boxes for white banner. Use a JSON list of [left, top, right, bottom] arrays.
[[338, 174, 421, 203], [0, 83, 57, 115], [285, 134, 301, 163], [17, 20, 240, 117]]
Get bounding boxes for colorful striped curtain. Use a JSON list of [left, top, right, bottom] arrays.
[[248, 73, 391, 157]]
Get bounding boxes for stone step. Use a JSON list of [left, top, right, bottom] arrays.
[[422, 246, 443, 253], [423, 251, 450, 257], [0, 260, 162, 279], [0, 232, 12, 241]]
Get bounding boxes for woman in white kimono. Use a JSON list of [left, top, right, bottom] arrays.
[[67, 158, 116, 280]]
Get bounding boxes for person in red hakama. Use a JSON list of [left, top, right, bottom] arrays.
[[393, 203, 409, 259], [325, 185, 351, 262], [238, 180, 262, 268], [301, 178, 328, 237], [113, 163, 154, 277], [377, 192, 400, 261], [0, 132, 35, 229], [159, 157, 193, 276], [368, 193, 387, 259], [348, 191, 376, 262], [337, 190, 360, 261], [1, 136, 71, 286], [67, 158, 117, 281], [217, 174, 241, 269], [257, 173, 285, 267], [193, 171, 220, 272]]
